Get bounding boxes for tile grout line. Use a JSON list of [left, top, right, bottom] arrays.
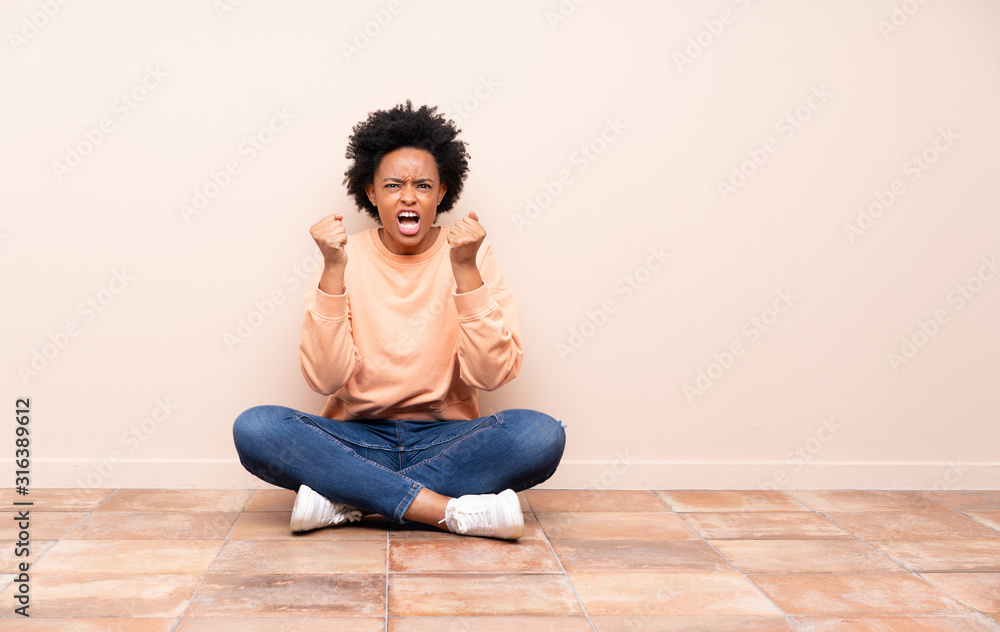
[[384, 527, 389, 632], [169, 488, 254, 629], [526, 493, 598, 631], [33, 488, 120, 567], [6, 488, 123, 599], [913, 489, 1000, 533], [652, 490, 806, 631], [788, 490, 994, 620], [885, 490, 1000, 624]]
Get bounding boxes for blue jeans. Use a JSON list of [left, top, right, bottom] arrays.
[[232, 406, 566, 522]]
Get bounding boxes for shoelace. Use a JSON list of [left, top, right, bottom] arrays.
[[439, 499, 493, 535], [322, 501, 363, 525]]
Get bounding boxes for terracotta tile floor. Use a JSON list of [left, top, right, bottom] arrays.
[[1, 488, 999, 631]]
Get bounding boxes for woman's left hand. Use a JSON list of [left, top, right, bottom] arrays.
[[448, 211, 486, 268]]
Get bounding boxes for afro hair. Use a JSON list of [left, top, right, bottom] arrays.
[[343, 100, 470, 222]]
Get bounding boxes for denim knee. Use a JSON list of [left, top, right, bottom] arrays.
[[501, 408, 566, 466], [232, 405, 287, 459]]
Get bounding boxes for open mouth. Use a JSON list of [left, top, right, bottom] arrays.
[[397, 210, 420, 236]]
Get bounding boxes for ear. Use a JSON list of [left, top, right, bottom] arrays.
[[437, 182, 447, 205], [364, 183, 377, 207]]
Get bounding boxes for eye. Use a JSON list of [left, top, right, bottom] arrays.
[[418, 183, 431, 189]]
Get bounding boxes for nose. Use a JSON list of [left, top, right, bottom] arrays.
[[400, 182, 417, 204]]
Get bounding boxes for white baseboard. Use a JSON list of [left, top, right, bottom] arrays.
[[3, 458, 998, 490]]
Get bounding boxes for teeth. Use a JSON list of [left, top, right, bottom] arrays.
[[399, 211, 419, 219]]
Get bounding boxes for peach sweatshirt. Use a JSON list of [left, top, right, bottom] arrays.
[[299, 227, 523, 421]]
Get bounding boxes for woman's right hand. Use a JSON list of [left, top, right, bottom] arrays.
[[310, 214, 348, 267]]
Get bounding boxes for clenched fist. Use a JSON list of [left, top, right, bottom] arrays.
[[448, 211, 486, 267], [310, 214, 348, 267], [448, 211, 486, 293]]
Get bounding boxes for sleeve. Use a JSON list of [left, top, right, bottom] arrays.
[[451, 242, 524, 391], [298, 267, 363, 396]]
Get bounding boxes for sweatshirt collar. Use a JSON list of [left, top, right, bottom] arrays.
[[368, 226, 448, 265]]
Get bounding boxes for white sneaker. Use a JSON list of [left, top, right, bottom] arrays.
[[290, 484, 363, 533], [439, 489, 524, 540]]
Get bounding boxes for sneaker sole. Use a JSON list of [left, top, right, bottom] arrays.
[[499, 489, 525, 540], [289, 484, 315, 533]]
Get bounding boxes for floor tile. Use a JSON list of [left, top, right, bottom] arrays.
[[0, 620, 178, 631], [569, 572, 781, 616], [656, 490, 808, 512], [0, 573, 201, 617], [536, 511, 700, 540], [919, 491, 1000, 512], [920, 573, 1000, 616], [389, 616, 594, 631], [789, 491, 949, 513], [389, 537, 560, 573], [0, 539, 57, 568], [243, 488, 297, 512], [824, 511, 1000, 540], [550, 539, 733, 573], [591, 615, 798, 631], [710, 539, 907, 573], [177, 616, 385, 631], [389, 573, 582, 616], [0, 511, 88, 540], [187, 573, 384, 616], [0, 488, 115, 511], [209, 539, 385, 574], [968, 512, 1000, 532], [31, 540, 222, 574], [790, 615, 1000, 631], [680, 511, 850, 539], [749, 573, 971, 616], [97, 489, 252, 513], [872, 540, 1000, 572], [66, 511, 238, 540], [524, 490, 669, 513], [229, 511, 387, 540]]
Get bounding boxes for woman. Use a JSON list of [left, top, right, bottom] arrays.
[[232, 101, 566, 540]]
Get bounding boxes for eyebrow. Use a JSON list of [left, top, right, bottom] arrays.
[[382, 177, 434, 183]]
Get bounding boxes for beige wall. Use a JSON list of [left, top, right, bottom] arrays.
[[3, 0, 998, 490]]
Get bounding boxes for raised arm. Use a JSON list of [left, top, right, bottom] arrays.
[[448, 212, 524, 391], [299, 214, 362, 395]]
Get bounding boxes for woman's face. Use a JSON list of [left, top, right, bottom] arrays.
[[366, 146, 448, 255]]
